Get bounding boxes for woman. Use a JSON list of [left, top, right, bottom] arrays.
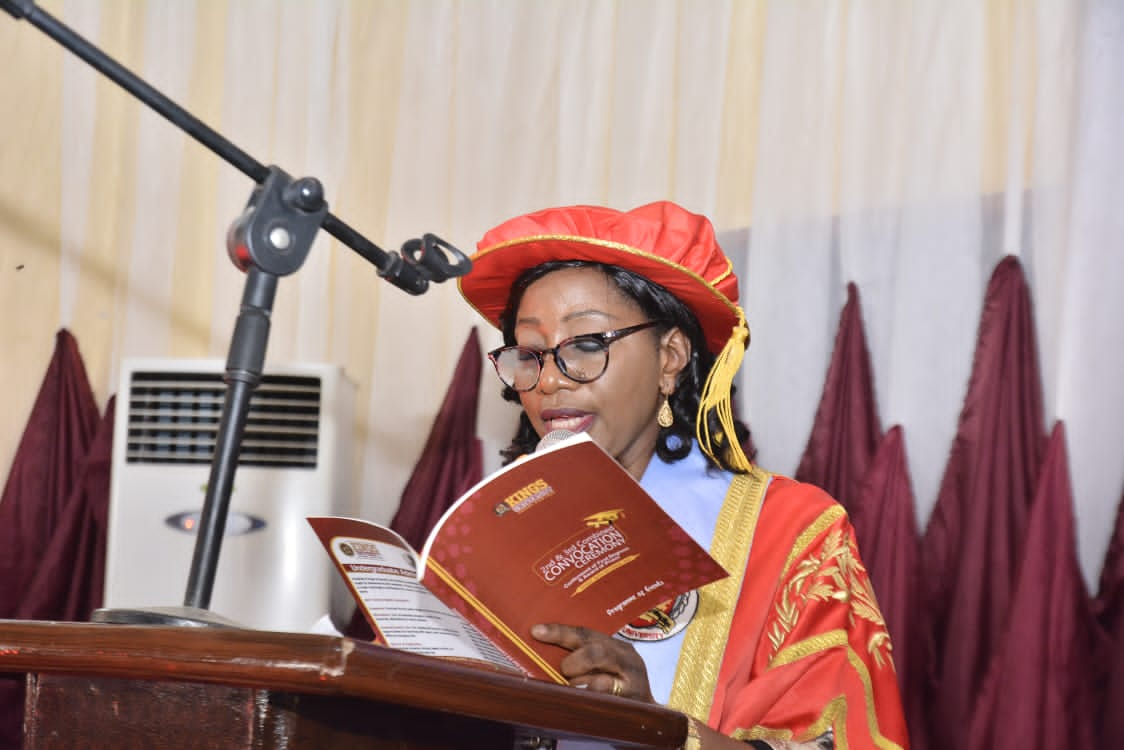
[[459, 201, 908, 750]]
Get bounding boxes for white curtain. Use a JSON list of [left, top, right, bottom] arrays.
[[741, 0, 1124, 585], [1, 0, 1121, 585]]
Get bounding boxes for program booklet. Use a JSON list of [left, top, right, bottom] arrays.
[[307, 432, 728, 683]]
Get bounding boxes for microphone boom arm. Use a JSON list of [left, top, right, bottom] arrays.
[[0, 0, 471, 293]]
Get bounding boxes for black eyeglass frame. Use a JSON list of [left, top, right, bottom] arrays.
[[487, 321, 665, 392]]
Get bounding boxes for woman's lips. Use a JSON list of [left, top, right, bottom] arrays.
[[540, 411, 594, 434]]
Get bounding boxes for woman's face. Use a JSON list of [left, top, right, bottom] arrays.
[[512, 266, 688, 480]]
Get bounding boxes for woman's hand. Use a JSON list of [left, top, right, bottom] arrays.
[[531, 623, 654, 703]]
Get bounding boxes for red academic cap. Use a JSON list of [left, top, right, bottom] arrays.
[[459, 201, 744, 355]]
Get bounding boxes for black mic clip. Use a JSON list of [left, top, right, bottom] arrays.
[[375, 233, 472, 296], [400, 233, 472, 283]]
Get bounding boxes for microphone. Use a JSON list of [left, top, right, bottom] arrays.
[[536, 429, 577, 453]]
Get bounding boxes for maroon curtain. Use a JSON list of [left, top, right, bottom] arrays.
[[389, 327, 485, 551], [850, 426, 925, 749], [0, 330, 101, 750], [0, 330, 100, 616], [14, 396, 114, 621], [920, 256, 1047, 749], [1095, 486, 1124, 746], [795, 282, 882, 509], [967, 423, 1102, 749]]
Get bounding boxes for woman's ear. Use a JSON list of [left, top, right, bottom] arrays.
[[658, 327, 691, 393]]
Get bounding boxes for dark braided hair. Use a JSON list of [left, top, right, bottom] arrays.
[[496, 260, 752, 473]]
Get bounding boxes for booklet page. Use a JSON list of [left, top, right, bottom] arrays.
[[316, 523, 519, 671]]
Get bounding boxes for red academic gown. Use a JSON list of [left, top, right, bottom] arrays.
[[670, 469, 909, 748]]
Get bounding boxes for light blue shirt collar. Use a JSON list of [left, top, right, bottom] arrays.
[[631, 442, 732, 705]]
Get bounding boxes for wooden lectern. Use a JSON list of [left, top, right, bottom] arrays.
[[0, 621, 688, 749]]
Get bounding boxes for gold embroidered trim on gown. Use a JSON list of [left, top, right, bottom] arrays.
[[667, 466, 770, 720]]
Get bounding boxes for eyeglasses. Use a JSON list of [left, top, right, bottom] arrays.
[[488, 321, 664, 392]]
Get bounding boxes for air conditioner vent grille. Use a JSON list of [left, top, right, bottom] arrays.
[[125, 371, 320, 468]]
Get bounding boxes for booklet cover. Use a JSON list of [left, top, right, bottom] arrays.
[[308, 432, 728, 683]]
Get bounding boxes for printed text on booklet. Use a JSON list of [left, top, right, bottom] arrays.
[[308, 432, 728, 683]]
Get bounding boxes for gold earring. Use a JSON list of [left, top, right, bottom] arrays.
[[657, 394, 674, 428]]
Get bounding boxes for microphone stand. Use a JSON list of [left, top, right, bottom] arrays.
[[2, 0, 472, 627]]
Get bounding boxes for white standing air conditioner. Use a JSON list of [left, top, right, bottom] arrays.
[[104, 358, 356, 632]]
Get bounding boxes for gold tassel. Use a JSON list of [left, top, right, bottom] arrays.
[[695, 308, 752, 472]]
